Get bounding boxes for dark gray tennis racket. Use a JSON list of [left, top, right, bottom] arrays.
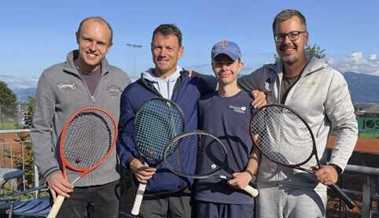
[[250, 104, 355, 209], [163, 130, 259, 197], [131, 98, 185, 216]]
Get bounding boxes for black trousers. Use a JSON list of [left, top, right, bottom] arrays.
[[56, 180, 120, 218]]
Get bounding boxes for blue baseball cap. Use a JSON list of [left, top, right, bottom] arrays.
[[211, 40, 242, 61]]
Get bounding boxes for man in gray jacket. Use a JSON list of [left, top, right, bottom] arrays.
[[239, 9, 358, 218], [31, 16, 130, 218]]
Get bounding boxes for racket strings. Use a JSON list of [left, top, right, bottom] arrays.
[[135, 100, 184, 163], [164, 131, 228, 179], [251, 106, 314, 166], [64, 112, 112, 170]]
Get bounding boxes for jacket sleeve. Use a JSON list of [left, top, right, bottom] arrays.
[[238, 69, 262, 92], [190, 72, 217, 96], [31, 73, 60, 179], [117, 89, 138, 168], [324, 69, 358, 171]]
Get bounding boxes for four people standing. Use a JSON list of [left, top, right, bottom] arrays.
[[30, 9, 358, 218]]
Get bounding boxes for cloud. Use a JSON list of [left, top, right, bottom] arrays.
[[330, 51, 379, 76]]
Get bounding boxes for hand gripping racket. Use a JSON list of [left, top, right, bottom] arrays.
[[47, 107, 117, 218], [250, 104, 355, 209], [131, 98, 185, 216], [163, 130, 259, 197]]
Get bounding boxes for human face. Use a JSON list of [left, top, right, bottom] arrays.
[[77, 20, 112, 71], [274, 16, 308, 65], [151, 33, 183, 77], [212, 54, 243, 86]]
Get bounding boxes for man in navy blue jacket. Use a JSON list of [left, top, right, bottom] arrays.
[[117, 24, 216, 218]]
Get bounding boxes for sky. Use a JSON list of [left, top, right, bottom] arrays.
[[1, 0, 378, 88]]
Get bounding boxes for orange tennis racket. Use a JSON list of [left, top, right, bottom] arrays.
[[47, 107, 117, 218]]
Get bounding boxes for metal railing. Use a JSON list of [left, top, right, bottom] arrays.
[[0, 129, 39, 192], [0, 129, 378, 217], [343, 164, 379, 218]]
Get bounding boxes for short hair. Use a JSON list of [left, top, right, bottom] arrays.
[[76, 16, 113, 45], [272, 9, 307, 35], [151, 24, 183, 47]]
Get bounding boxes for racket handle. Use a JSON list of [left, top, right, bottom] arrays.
[[329, 184, 355, 209], [242, 185, 259, 197], [131, 183, 147, 215], [47, 195, 65, 218]]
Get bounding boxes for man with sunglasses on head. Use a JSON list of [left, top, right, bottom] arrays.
[[239, 9, 358, 218]]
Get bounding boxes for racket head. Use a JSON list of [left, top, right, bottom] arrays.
[[250, 104, 318, 168], [163, 130, 230, 180], [59, 107, 117, 174], [134, 98, 185, 165]]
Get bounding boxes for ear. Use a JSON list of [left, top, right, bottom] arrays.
[[178, 46, 184, 58], [239, 60, 245, 71], [304, 32, 309, 46], [75, 31, 80, 44]]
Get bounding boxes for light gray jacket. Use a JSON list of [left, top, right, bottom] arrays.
[[239, 56, 358, 188], [31, 50, 131, 186]]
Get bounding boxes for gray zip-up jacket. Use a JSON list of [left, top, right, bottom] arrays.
[[239, 56, 358, 188], [31, 50, 131, 186]]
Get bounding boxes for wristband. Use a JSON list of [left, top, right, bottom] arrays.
[[245, 169, 255, 179]]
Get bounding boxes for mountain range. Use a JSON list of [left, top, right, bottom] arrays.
[[7, 72, 379, 104]]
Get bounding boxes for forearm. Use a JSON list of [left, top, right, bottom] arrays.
[[245, 147, 260, 176]]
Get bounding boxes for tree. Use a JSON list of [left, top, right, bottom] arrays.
[[23, 96, 35, 128], [305, 44, 326, 58], [0, 80, 17, 125]]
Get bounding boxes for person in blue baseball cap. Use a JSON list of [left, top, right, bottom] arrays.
[[192, 40, 259, 218]]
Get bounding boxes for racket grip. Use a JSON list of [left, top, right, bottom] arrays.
[[329, 184, 355, 209], [242, 185, 259, 197], [131, 183, 147, 215], [47, 195, 65, 218]]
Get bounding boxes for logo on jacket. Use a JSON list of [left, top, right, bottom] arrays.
[[107, 85, 123, 97], [264, 77, 274, 92], [57, 82, 77, 90], [229, 105, 247, 114]]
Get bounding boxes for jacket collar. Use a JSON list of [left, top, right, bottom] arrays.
[[63, 50, 111, 77]]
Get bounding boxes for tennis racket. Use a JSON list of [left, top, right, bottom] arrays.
[[47, 107, 117, 218], [163, 130, 259, 197], [249, 104, 355, 209], [131, 98, 185, 216]]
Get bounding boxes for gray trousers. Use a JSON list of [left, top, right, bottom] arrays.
[[257, 186, 327, 218], [140, 194, 191, 218]]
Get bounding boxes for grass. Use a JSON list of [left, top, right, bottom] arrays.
[[359, 132, 379, 139], [0, 121, 18, 130]]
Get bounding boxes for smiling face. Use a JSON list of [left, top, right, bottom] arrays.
[[212, 54, 243, 86], [274, 16, 308, 66], [151, 32, 183, 77], [76, 19, 112, 72]]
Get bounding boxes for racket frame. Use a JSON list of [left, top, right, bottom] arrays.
[[250, 104, 355, 209], [163, 130, 259, 197], [47, 107, 117, 218], [59, 106, 117, 174], [131, 98, 186, 216]]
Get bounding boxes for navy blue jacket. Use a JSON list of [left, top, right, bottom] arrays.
[[117, 70, 215, 193]]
